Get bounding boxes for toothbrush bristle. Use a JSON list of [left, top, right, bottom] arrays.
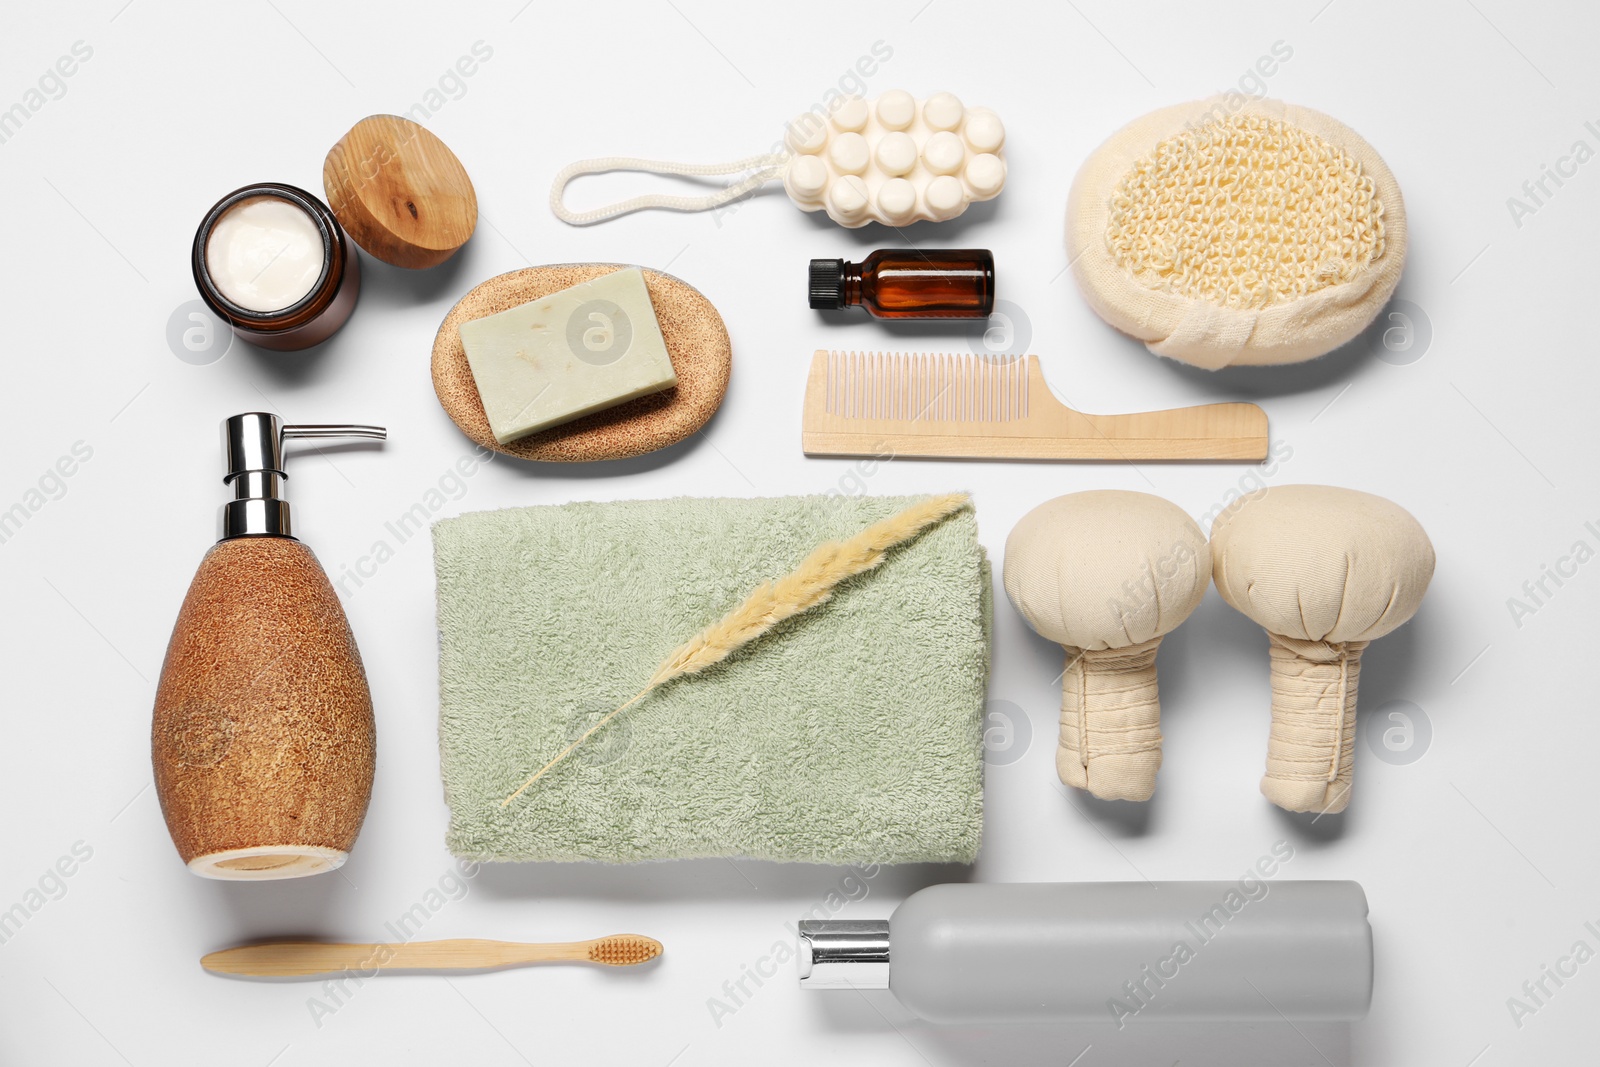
[[588, 934, 663, 966]]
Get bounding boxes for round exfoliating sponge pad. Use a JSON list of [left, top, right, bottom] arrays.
[[433, 264, 731, 462], [1067, 97, 1406, 369]]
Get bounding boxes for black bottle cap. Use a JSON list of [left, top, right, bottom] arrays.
[[809, 259, 847, 310]]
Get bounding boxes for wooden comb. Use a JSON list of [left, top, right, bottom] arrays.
[[801, 351, 1268, 461]]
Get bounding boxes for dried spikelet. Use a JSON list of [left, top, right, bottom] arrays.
[[503, 493, 971, 805]]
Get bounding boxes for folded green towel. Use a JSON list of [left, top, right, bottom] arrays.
[[432, 494, 990, 865]]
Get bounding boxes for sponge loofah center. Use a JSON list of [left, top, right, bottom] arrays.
[[1104, 114, 1386, 311]]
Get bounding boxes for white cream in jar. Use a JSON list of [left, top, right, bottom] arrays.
[[204, 197, 325, 313], [193, 183, 360, 351]]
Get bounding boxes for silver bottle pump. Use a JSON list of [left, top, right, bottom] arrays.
[[220, 413, 385, 540], [799, 881, 1373, 1025]]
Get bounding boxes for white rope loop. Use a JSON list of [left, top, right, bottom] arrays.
[[549, 153, 789, 226]]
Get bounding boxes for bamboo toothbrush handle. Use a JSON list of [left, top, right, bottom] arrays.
[[201, 937, 648, 977]]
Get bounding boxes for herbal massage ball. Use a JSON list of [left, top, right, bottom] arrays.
[[1066, 97, 1407, 369], [1210, 486, 1435, 814], [1003, 491, 1210, 801]]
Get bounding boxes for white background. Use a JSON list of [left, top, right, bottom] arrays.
[[2, 1, 1597, 1064]]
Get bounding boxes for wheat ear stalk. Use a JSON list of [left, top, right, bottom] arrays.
[[502, 493, 971, 806]]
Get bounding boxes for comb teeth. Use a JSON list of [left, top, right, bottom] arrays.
[[824, 351, 1030, 422], [587, 934, 663, 966]]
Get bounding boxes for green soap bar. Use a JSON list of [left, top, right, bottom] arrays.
[[457, 267, 678, 444]]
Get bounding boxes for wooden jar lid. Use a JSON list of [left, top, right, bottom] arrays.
[[324, 114, 477, 269], [432, 265, 732, 462]]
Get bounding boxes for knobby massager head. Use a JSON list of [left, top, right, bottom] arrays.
[[550, 92, 1006, 228], [1067, 97, 1407, 369], [1004, 491, 1211, 802], [782, 91, 1007, 227], [1210, 485, 1435, 814]]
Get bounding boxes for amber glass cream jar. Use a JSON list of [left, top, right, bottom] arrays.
[[192, 183, 361, 351]]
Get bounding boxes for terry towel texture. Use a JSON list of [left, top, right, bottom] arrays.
[[433, 494, 990, 865]]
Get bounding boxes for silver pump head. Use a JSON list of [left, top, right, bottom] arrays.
[[219, 413, 386, 540], [797, 919, 890, 990]]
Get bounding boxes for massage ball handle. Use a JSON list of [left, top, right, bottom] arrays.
[[799, 881, 1372, 1025], [151, 414, 383, 880]]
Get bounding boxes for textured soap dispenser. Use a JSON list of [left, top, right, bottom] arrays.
[[152, 413, 385, 880]]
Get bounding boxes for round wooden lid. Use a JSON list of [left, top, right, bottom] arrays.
[[432, 265, 732, 462], [324, 114, 477, 269]]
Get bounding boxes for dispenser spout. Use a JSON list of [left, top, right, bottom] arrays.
[[219, 413, 386, 540]]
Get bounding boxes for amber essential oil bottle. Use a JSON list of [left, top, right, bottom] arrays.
[[809, 249, 995, 319]]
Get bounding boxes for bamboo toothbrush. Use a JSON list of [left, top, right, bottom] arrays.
[[801, 350, 1268, 461], [201, 935, 663, 977]]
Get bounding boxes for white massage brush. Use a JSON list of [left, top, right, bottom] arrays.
[[551, 91, 1005, 228]]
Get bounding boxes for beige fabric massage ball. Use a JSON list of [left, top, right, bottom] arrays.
[[1210, 485, 1435, 814], [1004, 491, 1210, 801], [1067, 96, 1407, 369]]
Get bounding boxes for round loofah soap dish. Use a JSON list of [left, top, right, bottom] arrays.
[[1067, 96, 1407, 370], [432, 264, 731, 462]]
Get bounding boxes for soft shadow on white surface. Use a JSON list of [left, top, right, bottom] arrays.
[[483, 426, 720, 480], [1159, 333, 1376, 400], [812, 991, 1353, 1067], [470, 858, 974, 903], [801, 194, 1004, 245], [357, 253, 475, 310]]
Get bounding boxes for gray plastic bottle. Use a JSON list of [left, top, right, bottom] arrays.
[[798, 881, 1372, 1025]]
